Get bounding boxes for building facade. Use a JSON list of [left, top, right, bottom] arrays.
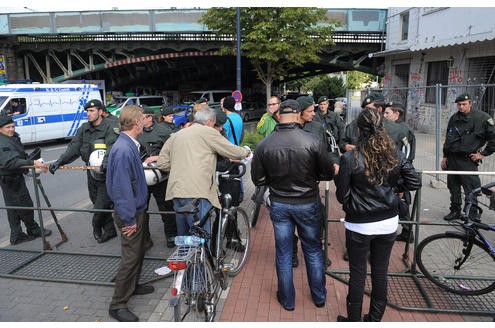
[[373, 7, 495, 132]]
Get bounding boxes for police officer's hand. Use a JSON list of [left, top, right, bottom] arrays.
[[48, 160, 62, 174], [441, 157, 448, 170]]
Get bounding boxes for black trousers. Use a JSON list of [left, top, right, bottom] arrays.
[[345, 229, 396, 308], [0, 174, 40, 242], [110, 211, 146, 310], [446, 156, 480, 212], [146, 179, 177, 238], [87, 172, 116, 234]]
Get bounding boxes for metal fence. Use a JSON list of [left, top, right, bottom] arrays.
[[346, 84, 495, 185]]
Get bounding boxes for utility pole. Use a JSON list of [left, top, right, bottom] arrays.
[[236, 7, 241, 92]]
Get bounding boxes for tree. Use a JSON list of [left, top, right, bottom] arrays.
[[302, 74, 345, 100], [345, 71, 374, 90], [201, 8, 335, 104]]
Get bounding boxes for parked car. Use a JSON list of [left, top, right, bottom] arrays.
[[107, 95, 166, 116], [240, 102, 266, 122]]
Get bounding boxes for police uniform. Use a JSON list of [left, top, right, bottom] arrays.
[[158, 106, 180, 133], [314, 96, 346, 156], [137, 106, 177, 248], [443, 93, 495, 219], [0, 115, 50, 244], [50, 100, 120, 243]]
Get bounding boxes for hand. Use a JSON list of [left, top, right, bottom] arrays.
[[122, 224, 137, 236], [34, 160, 48, 174], [333, 163, 340, 176], [469, 152, 484, 162], [48, 160, 61, 174], [144, 156, 159, 164], [345, 144, 356, 152], [441, 157, 448, 170]]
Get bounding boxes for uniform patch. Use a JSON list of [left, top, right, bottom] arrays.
[[113, 128, 120, 134], [488, 118, 494, 126]]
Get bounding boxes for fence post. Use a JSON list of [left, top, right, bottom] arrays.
[[435, 83, 442, 181]]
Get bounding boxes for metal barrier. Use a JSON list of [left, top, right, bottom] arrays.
[[0, 166, 172, 286], [325, 170, 495, 316]]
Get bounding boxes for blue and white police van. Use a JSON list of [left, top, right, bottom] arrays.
[[0, 83, 101, 143]]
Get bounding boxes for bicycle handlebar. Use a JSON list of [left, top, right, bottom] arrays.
[[217, 162, 246, 180]]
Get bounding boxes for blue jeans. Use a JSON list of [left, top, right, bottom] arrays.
[[270, 199, 326, 309], [173, 198, 212, 236]]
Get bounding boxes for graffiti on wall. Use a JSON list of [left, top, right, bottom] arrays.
[[449, 69, 464, 84]]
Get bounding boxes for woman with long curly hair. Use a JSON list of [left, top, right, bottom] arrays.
[[335, 108, 421, 321]]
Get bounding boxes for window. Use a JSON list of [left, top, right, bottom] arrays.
[[7, 98, 27, 116], [401, 12, 409, 40], [140, 97, 164, 107], [425, 61, 449, 104]]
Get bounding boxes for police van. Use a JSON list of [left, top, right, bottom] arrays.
[[0, 83, 101, 143]]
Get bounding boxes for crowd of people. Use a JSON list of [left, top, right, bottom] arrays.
[[1, 89, 493, 322]]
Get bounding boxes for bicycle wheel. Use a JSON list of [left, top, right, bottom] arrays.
[[175, 251, 219, 321], [220, 208, 251, 276], [416, 232, 495, 295]]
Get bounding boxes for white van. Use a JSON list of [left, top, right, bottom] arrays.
[[106, 95, 167, 116], [0, 83, 101, 144]]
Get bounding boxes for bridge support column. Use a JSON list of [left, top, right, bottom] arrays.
[[0, 40, 26, 82]]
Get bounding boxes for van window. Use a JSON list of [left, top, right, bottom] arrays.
[[6, 98, 27, 116], [140, 97, 164, 107], [212, 92, 231, 103]]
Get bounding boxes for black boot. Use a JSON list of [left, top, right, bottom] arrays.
[[363, 298, 387, 322], [337, 296, 362, 322]]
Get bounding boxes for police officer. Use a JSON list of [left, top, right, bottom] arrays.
[[138, 106, 177, 249], [442, 93, 495, 221], [99, 102, 120, 129], [0, 114, 51, 245], [49, 99, 119, 243], [157, 106, 179, 133], [315, 96, 345, 156], [384, 101, 416, 242]]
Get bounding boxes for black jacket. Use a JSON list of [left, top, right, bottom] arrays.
[[336, 150, 421, 223], [251, 122, 334, 204]]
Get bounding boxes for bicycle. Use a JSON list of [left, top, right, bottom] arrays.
[[415, 181, 495, 295], [166, 163, 251, 321]]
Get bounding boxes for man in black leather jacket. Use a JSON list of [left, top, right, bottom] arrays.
[[251, 99, 334, 312]]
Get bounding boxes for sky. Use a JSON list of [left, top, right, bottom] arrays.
[[0, 0, 491, 13]]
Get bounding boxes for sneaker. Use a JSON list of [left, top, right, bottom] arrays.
[[443, 211, 461, 221], [11, 232, 35, 245]]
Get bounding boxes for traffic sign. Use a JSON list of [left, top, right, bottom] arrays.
[[232, 90, 243, 103]]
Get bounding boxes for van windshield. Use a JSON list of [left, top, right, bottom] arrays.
[[108, 97, 129, 107], [0, 96, 8, 109], [182, 93, 202, 104]]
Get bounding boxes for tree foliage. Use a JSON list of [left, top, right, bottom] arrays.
[[307, 75, 346, 100], [345, 71, 374, 89], [201, 8, 335, 102]]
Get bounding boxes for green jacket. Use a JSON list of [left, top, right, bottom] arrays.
[[0, 132, 33, 175], [443, 109, 495, 157], [303, 120, 339, 165], [256, 113, 278, 137], [138, 122, 173, 157], [314, 110, 346, 152], [57, 119, 120, 165]]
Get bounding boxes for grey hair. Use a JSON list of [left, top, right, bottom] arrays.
[[193, 107, 216, 125]]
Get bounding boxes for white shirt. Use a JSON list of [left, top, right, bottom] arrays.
[[344, 215, 398, 235]]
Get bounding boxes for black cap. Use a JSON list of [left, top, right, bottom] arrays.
[[214, 108, 227, 126], [296, 96, 315, 111], [361, 92, 384, 108], [385, 101, 405, 110], [317, 96, 328, 104], [84, 99, 106, 111], [455, 93, 471, 103], [279, 99, 301, 114], [140, 105, 154, 115], [223, 96, 236, 111], [0, 113, 13, 127], [160, 106, 175, 116], [196, 97, 208, 104]]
